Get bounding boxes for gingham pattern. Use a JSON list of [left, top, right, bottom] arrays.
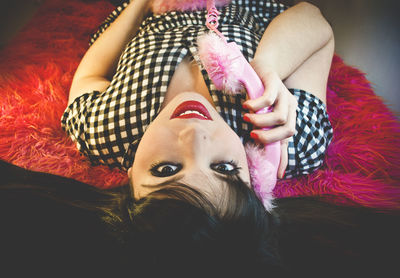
[[285, 89, 333, 178], [61, 0, 333, 178], [89, 0, 288, 46]]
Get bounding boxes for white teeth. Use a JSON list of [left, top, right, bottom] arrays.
[[178, 110, 207, 118]]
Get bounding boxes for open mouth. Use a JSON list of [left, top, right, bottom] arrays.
[[170, 100, 213, 120]]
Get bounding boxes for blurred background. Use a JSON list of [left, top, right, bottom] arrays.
[[1, 0, 399, 117]]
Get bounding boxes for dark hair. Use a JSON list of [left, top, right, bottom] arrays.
[[124, 176, 284, 276], [274, 196, 400, 277], [1, 160, 399, 277]]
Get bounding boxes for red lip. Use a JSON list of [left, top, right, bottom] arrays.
[[170, 100, 213, 120]]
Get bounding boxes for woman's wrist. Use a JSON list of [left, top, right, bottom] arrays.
[[250, 58, 281, 83]]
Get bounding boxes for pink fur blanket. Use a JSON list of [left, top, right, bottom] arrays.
[[0, 0, 399, 209]]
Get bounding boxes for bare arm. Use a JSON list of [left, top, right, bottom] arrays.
[[251, 1, 333, 82], [68, 0, 151, 105], [244, 2, 334, 178]]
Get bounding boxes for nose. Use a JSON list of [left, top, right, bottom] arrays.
[[178, 124, 210, 159]]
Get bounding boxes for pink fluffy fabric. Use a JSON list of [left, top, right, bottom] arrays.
[[245, 143, 277, 211], [0, 0, 399, 209], [197, 32, 244, 94], [151, 0, 231, 13]]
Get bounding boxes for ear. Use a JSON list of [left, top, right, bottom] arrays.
[[127, 167, 140, 200], [127, 167, 135, 188], [128, 167, 133, 180]]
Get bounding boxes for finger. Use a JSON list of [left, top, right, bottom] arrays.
[[244, 111, 284, 128], [277, 139, 289, 179], [243, 81, 278, 112], [270, 87, 289, 124], [250, 98, 297, 143], [243, 88, 289, 127], [244, 112, 277, 128], [251, 127, 293, 144]]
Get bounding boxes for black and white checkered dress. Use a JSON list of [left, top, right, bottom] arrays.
[[61, 0, 333, 178]]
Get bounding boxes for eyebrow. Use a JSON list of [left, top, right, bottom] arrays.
[[141, 172, 240, 189]]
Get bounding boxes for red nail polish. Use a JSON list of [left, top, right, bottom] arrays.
[[250, 132, 258, 140], [243, 114, 250, 122], [242, 103, 248, 109], [283, 170, 286, 178]]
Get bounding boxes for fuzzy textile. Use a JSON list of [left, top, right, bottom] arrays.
[[151, 0, 231, 13], [0, 0, 399, 209]]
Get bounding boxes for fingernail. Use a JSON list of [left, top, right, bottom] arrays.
[[243, 114, 251, 122], [242, 103, 249, 109], [250, 132, 258, 140], [283, 170, 286, 177]]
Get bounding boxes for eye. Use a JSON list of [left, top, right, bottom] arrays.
[[211, 160, 241, 175], [150, 162, 182, 177]]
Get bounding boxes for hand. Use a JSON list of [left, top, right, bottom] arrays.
[[242, 68, 298, 178]]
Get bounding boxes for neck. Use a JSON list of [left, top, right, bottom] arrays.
[[161, 56, 215, 110]]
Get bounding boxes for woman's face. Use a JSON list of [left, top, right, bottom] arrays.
[[129, 92, 250, 202]]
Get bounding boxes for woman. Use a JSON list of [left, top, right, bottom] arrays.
[[62, 0, 334, 205], [52, 1, 400, 275], [2, 1, 398, 276]]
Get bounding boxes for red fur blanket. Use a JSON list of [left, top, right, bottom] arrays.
[[1, 0, 399, 209]]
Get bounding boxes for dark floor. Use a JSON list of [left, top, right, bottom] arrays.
[[1, 0, 399, 116]]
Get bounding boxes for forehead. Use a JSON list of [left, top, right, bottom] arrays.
[[133, 174, 246, 205]]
